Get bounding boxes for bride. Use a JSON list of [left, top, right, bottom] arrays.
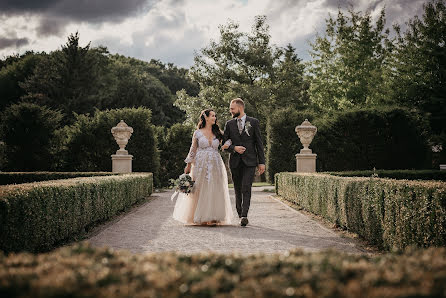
[[172, 109, 234, 226]]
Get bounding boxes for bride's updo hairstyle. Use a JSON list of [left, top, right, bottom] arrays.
[[197, 109, 224, 141]]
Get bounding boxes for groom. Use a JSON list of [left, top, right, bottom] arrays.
[[223, 98, 265, 227]]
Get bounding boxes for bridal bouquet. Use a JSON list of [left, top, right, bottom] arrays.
[[170, 174, 195, 201], [173, 173, 195, 193]]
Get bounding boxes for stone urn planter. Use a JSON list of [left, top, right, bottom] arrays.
[[111, 120, 133, 173], [295, 119, 317, 172]]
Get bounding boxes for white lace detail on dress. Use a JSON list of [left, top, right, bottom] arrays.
[[184, 129, 221, 184], [184, 130, 199, 163]]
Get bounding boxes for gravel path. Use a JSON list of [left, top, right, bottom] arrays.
[[86, 188, 369, 255]]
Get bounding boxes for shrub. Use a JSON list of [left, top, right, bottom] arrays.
[[157, 123, 194, 187], [266, 106, 432, 181], [0, 102, 63, 171], [0, 242, 445, 297], [60, 107, 160, 185], [0, 173, 153, 253], [266, 108, 317, 182], [326, 169, 446, 181], [312, 106, 431, 171], [0, 141, 5, 171], [0, 171, 119, 185], [275, 172, 446, 251]]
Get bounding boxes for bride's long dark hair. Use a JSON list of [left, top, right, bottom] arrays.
[[197, 109, 224, 141]]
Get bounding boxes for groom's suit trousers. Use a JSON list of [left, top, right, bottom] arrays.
[[231, 160, 256, 218]]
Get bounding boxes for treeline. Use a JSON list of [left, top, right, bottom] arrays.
[[0, 32, 198, 127], [177, 0, 446, 168], [0, 1, 445, 185], [0, 33, 198, 183]]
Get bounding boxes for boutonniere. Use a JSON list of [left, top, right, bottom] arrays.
[[244, 121, 252, 136]]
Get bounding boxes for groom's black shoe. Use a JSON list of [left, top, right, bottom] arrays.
[[240, 217, 248, 227]]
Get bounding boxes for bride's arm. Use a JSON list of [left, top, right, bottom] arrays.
[[222, 121, 235, 153], [184, 130, 198, 173], [221, 139, 231, 150]]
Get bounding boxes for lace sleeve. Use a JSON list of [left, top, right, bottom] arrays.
[[184, 130, 199, 163], [223, 139, 232, 146]]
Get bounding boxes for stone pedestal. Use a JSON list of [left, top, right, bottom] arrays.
[[296, 152, 317, 173], [111, 154, 133, 173]]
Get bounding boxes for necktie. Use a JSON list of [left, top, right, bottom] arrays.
[[237, 118, 243, 134]]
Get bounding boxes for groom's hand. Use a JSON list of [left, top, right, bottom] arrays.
[[234, 146, 246, 154], [257, 164, 265, 175]]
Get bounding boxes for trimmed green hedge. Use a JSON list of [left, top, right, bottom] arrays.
[[266, 106, 431, 182], [60, 107, 161, 186], [275, 172, 446, 251], [156, 123, 194, 187], [0, 173, 153, 253], [0, 242, 445, 297], [0, 171, 120, 185], [326, 169, 446, 181]]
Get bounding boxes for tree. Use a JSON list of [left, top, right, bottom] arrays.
[[0, 102, 63, 171], [389, 0, 446, 158], [307, 7, 394, 112], [0, 51, 44, 112], [20, 32, 109, 125], [105, 55, 187, 126], [60, 107, 160, 184], [175, 16, 309, 127]]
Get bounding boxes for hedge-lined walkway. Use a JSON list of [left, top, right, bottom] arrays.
[[86, 188, 369, 255]]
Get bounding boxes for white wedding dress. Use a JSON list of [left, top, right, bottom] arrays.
[[172, 129, 233, 225]]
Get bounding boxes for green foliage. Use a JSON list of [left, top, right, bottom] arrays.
[[390, 0, 446, 132], [59, 107, 160, 185], [175, 16, 309, 127], [276, 172, 446, 250], [143, 58, 199, 97], [105, 55, 187, 126], [311, 106, 431, 171], [307, 8, 394, 112], [0, 141, 5, 170], [0, 51, 44, 111], [156, 123, 194, 187], [0, 102, 64, 171], [0, 173, 153, 253], [0, 33, 190, 128], [1, 242, 446, 297], [266, 106, 431, 181], [326, 169, 446, 181], [20, 32, 109, 125], [0, 171, 119, 185], [389, 0, 446, 161]]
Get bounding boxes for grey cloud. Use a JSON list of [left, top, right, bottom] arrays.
[[0, 0, 156, 37], [92, 16, 206, 67], [0, 0, 153, 21], [267, 0, 425, 29], [0, 37, 29, 49], [36, 17, 67, 37], [323, 0, 426, 27]]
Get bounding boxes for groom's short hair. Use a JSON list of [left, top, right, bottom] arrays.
[[231, 98, 245, 108]]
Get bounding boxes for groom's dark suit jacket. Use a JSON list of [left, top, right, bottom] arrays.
[[223, 116, 265, 168]]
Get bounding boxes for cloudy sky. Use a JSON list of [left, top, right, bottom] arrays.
[[0, 0, 426, 67]]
